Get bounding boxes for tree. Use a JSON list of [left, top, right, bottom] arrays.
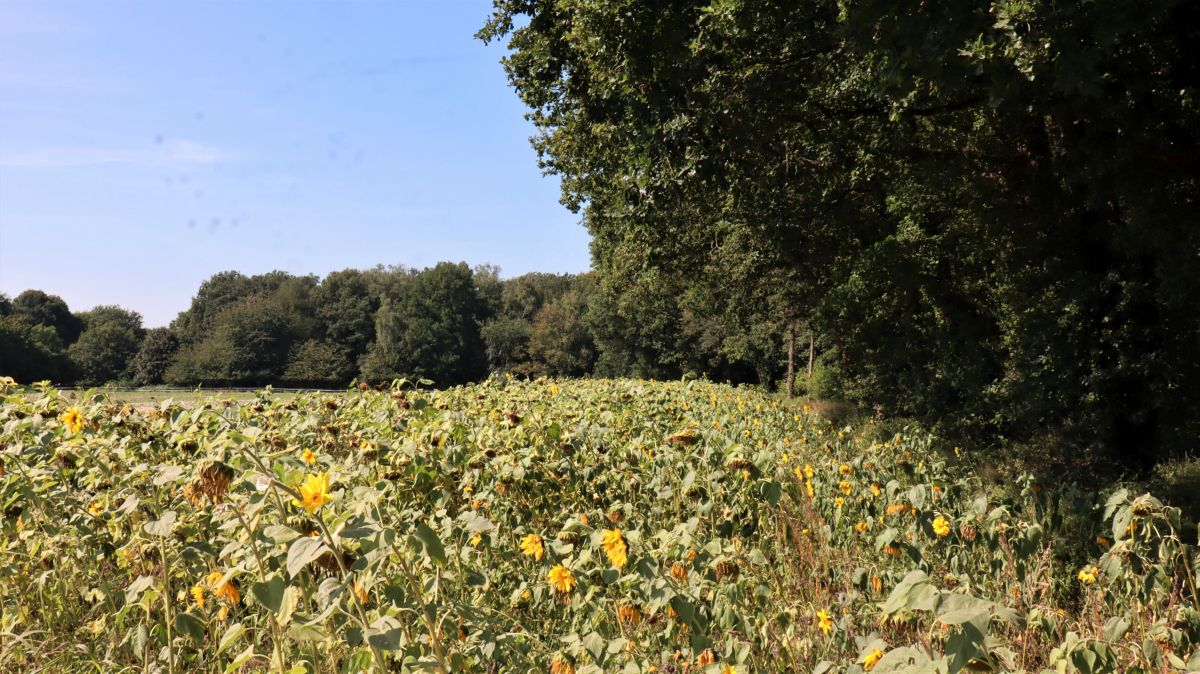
[[528, 283, 596, 376], [361, 262, 488, 386], [481, 316, 533, 373], [130, 328, 179, 386], [12, 290, 84, 344], [68, 306, 145, 385], [283, 339, 355, 388], [481, 0, 1200, 468], [314, 269, 379, 361], [0, 315, 69, 383]]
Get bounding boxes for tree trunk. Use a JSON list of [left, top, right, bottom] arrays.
[[785, 321, 796, 397], [807, 326, 815, 389]]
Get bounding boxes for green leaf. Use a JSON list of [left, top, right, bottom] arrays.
[[582, 631, 606, 661], [1102, 616, 1131, 642], [174, 611, 206, 644], [365, 616, 405, 651], [413, 521, 447, 567], [287, 537, 329, 578], [224, 645, 258, 674], [143, 510, 177, 537], [125, 575, 156, 603], [263, 525, 302, 544], [252, 573, 287, 612], [217, 622, 246, 655]]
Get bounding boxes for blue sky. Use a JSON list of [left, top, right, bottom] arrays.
[[0, 0, 590, 327]]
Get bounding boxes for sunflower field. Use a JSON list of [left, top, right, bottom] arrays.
[[1, 376, 1197, 673]]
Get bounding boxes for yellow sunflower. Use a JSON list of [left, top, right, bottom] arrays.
[[600, 528, 628, 569], [292, 472, 333, 515]]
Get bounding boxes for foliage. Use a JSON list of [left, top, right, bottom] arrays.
[[2, 377, 1196, 673], [360, 262, 488, 386], [130, 328, 180, 386], [283, 339, 356, 388], [69, 306, 146, 386], [479, 0, 1200, 468], [11, 289, 85, 345], [0, 315, 70, 383]]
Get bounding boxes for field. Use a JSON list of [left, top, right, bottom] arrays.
[[1, 377, 1196, 673]]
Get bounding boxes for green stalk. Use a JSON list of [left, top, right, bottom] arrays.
[[158, 536, 175, 674]]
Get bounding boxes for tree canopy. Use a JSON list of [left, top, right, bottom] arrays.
[[480, 0, 1200, 467]]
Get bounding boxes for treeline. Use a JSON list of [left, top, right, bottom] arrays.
[[1, 262, 787, 389], [479, 0, 1200, 469]]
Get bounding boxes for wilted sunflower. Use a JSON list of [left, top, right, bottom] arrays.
[[670, 562, 688, 583], [616, 604, 641, 626], [550, 655, 575, 674]]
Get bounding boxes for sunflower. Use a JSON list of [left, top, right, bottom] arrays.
[[617, 604, 642, 626], [301, 449, 317, 465], [816, 609, 834, 635], [600, 528, 628, 569], [838, 480, 853, 495], [862, 648, 885, 671], [190, 584, 206, 608], [206, 571, 240, 604], [519, 533, 544, 562], [59, 408, 84, 434], [1077, 566, 1100, 584], [548, 564, 576, 594], [550, 655, 574, 674], [670, 562, 688, 583], [292, 472, 333, 515], [932, 515, 952, 537]]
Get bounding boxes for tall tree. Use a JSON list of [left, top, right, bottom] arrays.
[[361, 262, 488, 386], [482, 0, 1200, 466]]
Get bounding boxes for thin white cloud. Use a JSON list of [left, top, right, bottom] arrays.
[[0, 139, 238, 168]]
